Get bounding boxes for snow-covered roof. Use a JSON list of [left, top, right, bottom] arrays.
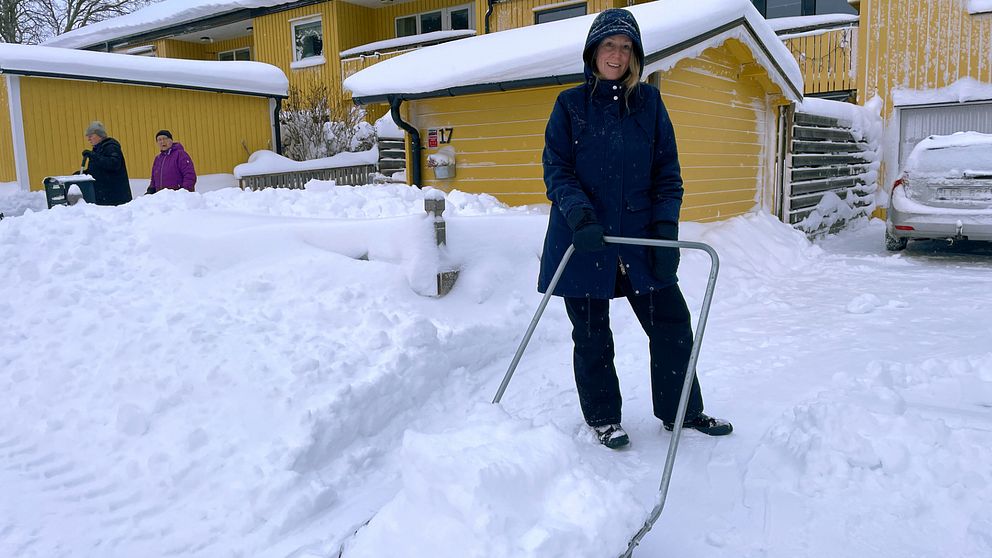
[[340, 30, 477, 58], [0, 43, 288, 98], [344, 0, 803, 104], [969, 0, 992, 15], [766, 13, 859, 34], [42, 0, 285, 49]]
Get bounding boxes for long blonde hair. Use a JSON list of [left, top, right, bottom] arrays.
[[592, 54, 641, 106]]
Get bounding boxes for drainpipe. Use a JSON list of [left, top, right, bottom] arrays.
[[273, 97, 283, 155], [485, 0, 495, 34], [389, 95, 422, 188]]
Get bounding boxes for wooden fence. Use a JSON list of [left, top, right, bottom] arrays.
[[238, 164, 378, 191]]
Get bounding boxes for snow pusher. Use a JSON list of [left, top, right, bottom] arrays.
[[492, 235, 720, 558]]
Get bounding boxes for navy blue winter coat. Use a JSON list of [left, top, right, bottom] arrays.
[[538, 10, 683, 299]]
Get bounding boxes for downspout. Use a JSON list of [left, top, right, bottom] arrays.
[[273, 97, 283, 155], [389, 95, 422, 188], [485, 0, 495, 34]]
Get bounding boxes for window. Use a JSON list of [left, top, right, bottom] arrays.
[[292, 17, 323, 61], [218, 47, 250, 61], [535, 3, 587, 25], [813, 0, 857, 15], [395, 4, 474, 37], [751, 0, 855, 17]]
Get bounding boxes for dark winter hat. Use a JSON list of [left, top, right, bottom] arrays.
[[155, 129, 173, 140], [583, 9, 644, 78], [84, 121, 107, 138]]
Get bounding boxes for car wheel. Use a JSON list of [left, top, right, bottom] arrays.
[[885, 231, 908, 251]]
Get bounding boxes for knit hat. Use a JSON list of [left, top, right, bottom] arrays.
[[84, 121, 107, 138], [155, 129, 173, 140], [582, 9, 644, 79]]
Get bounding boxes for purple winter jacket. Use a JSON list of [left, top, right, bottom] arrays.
[[149, 142, 197, 193]]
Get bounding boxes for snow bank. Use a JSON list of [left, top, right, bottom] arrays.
[[746, 354, 992, 556], [3, 184, 991, 558], [0, 182, 46, 217], [343, 405, 645, 557]]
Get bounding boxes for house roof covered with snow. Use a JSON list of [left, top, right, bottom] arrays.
[[0, 43, 288, 98], [42, 0, 289, 50], [343, 0, 803, 105]]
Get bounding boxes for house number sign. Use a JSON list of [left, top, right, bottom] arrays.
[[427, 128, 454, 148]]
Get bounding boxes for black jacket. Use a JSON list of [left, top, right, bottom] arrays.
[[538, 9, 683, 298], [86, 137, 132, 206]]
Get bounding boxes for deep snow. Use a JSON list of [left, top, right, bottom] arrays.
[[1, 184, 990, 557]]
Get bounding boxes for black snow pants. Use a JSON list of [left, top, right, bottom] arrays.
[[563, 269, 704, 427]]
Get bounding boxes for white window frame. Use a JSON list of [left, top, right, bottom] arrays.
[[290, 15, 325, 68], [218, 47, 251, 61], [394, 4, 474, 37]]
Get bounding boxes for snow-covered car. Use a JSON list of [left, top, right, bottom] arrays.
[[886, 131, 992, 251]]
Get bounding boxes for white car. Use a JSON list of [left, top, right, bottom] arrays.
[[886, 131, 992, 251]]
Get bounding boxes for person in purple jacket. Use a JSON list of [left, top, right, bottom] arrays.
[[146, 130, 196, 194]]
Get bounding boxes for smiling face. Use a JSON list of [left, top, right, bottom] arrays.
[[594, 34, 632, 81]]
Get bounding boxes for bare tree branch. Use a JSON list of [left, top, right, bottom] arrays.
[[3, 0, 155, 44]]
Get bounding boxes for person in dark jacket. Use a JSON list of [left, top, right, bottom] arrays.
[[82, 121, 132, 206], [146, 129, 197, 194], [539, 9, 732, 449]]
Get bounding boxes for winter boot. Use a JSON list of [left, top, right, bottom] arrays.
[[592, 423, 630, 449], [664, 413, 733, 436]]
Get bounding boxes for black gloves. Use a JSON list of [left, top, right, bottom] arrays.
[[82, 150, 93, 159], [649, 221, 680, 281], [566, 207, 606, 253]]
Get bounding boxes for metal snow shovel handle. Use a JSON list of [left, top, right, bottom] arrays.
[[490, 236, 720, 558]]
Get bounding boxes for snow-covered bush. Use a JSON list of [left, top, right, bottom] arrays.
[[279, 85, 377, 161]]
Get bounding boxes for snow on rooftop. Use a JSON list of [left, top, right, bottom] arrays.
[[42, 0, 286, 49], [765, 13, 859, 33], [892, 77, 992, 106], [340, 30, 477, 58], [343, 0, 802, 102], [969, 0, 992, 14], [0, 43, 288, 98]]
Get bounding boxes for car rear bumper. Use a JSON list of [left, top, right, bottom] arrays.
[[888, 203, 992, 241]]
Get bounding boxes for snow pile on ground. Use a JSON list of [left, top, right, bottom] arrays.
[[0, 182, 47, 217], [343, 404, 645, 558], [2, 184, 991, 558]]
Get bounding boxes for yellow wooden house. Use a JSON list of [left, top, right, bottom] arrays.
[[345, 0, 804, 222], [852, 0, 992, 188], [44, 0, 503, 124], [0, 44, 287, 192]]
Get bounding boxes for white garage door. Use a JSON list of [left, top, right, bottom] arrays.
[[898, 101, 992, 166]]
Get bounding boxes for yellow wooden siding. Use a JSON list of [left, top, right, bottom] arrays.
[[254, 4, 337, 102], [782, 26, 857, 95], [335, 1, 377, 53], [406, 40, 780, 219], [0, 79, 14, 183], [18, 77, 272, 191], [492, 0, 618, 32], [369, 0, 485, 41], [341, 51, 407, 84], [858, 0, 992, 116], [409, 86, 560, 206], [152, 36, 253, 61], [659, 46, 768, 223]]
